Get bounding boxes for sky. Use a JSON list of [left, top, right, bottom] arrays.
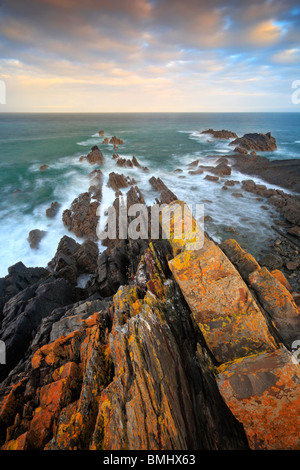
[[0, 0, 300, 112]]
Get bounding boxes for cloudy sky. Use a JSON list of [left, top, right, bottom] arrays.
[[0, 0, 299, 112]]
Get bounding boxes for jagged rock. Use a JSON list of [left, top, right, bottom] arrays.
[[229, 132, 277, 152], [28, 230, 47, 250], [107, 172, 136, 192], [201, 129, 238, 139], [109, 136, 123, 146], [62, 193, 99, 240], [46, 202, 61, 218], [149, 176, 177, 204], [210, 162, 231, 176], [0, 263, 49, 322], [48, 235, 98, 285], [0, 276, 81, 382], [80, 146, 104, 165]]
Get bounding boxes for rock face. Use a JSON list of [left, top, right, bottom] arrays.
[[46, 202, 61, 218], [28, 230, 47, 249], [80, 146, 104, 165], [229, 132, 277, 152], [149, 176, 177, 204], [0, 198, 299, 451], [201, 129, 238, 139], [62, 193, 100, 240]]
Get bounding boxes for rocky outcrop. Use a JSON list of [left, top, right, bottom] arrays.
[[80, 146, 104, 165], [201, 129, 238, 139], [28, 230, 47, 250], [107, 172, 136, 192], [62, 193, 99, 241], [115, 156, 149, 172], [229, 132, 277, 152], [0, 197, 299, 451], [149, 176, 177, 204], [109, 136, 123, 146], [46, 202, 61, 218], [210, 161, 231, 176]]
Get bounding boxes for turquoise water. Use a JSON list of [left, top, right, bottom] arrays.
[[0, 112, 299, 277]]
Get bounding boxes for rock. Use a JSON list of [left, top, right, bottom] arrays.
[[81, 146, 104, 165], [39, 165, 49, 171], [204, 175, 219, 182], [210, 162, 231, 176], [201, 129, 238, 139], [217, 347, 300, 450], [259, 253, 283, 270], [149, 176, 177, 204], [28, 230, 47, 250], [233, 147, 248, 155], [287, 226, 300, 238], [62, 193, 99, 240], [46, 202, 61, 218], [229, 132, 277, 152], [286, 260, 299, 271], [188, 168, 203, 175], [224, 180, 236, 186], [173, 169, 183, 173], [220, 239, 260, 282], [99, 130, 104, 136], [0, 276, 81, 382], [109, 136, 123, 146], [102, 137, 109, 144], [231, 192, 243, 198], [107, 172, 136, 192], [249, 267, 300, 345]]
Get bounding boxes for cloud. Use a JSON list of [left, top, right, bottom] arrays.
[[0, 0, 300, 111]]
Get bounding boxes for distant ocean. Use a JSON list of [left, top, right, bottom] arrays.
[[0, 112, 300, 277]]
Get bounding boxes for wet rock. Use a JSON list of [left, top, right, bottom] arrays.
[[210, 162, 231, 176], [233, 147, 248, 155], [229, 132, 277, 152], [28, 230, 47, 250], [99, 130, 104, 136], [149, 176, 177, 204], [232, 192, 243, 198], [62, 193, 99, 240], [80, 146, 104, 165], [39, 165, 49, 171], [46, 202, 61, 218], [259, 253, 283, 270], [107, 172, 136, 192], [204, 175, 219, 182], [201, 129, 238, 139], [188, 168, 203, 175]]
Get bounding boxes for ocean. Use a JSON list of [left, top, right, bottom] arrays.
[[0, 112, 300, 278]]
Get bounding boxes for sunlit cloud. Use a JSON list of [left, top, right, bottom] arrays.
[[0, 0, 299, 111]]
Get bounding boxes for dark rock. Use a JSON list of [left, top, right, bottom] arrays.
[[62, 193, 99, 240], [201, 129, 238, 139], [46, 202, 61, 218], [259, 253, 283, 270], [28, 230, 47, 250], [229, 132, 277, 152], [149, 177, 177, 204], [211, 162, 231, 176], [287, 226, 300, 239], [234, 147, 248, 155]]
